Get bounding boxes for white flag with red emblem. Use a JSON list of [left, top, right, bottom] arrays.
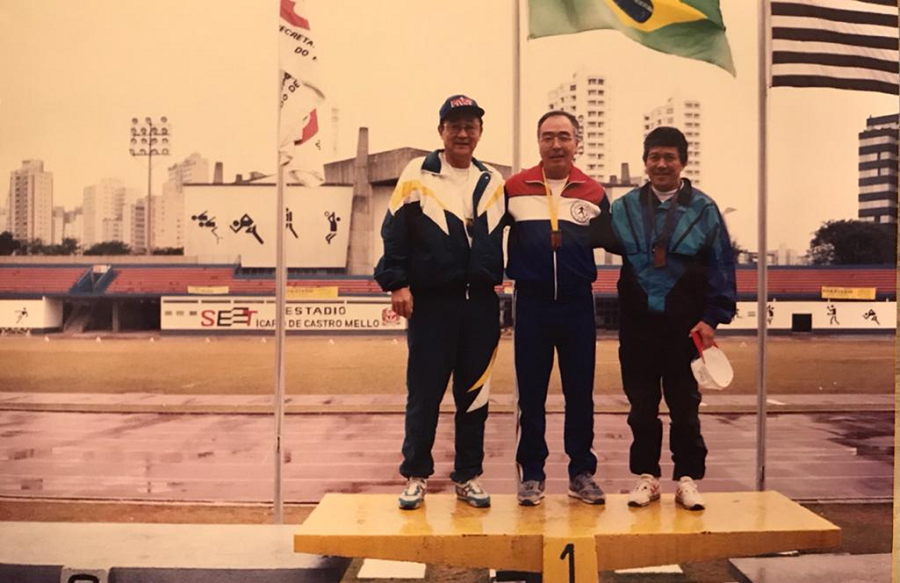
[[279, 0, 326, 185]]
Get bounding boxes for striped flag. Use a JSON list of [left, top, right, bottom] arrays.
[[279, 0, 326, 184], [770, 0, 899, 95]]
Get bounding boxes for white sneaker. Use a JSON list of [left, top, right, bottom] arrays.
[[454, 477, 491, 508], [627, 474, 661, 507], [398, 477, 427, 510], [675, 476, 705, 510]]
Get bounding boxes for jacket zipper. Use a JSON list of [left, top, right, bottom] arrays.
[[553, 250, 558, 301]]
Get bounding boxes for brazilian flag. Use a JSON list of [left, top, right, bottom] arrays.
[[529, 0, 735, 75]]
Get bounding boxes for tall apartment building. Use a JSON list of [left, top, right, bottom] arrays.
[[51, 206, 66, 245], [643, 97, 703, 186], [159, 153, 209, 249], [82, 178, 131, 248], [126, 198, 148, 252], [7, 160, 53, 243], [858, 113, 898, 224], [150, 192, 183, 250], [62, 207, 83, 245], [546, 71, 609, 182], [165, 153, 209, 193]]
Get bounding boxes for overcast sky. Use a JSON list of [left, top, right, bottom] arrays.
[[0, 1, 896, 252]]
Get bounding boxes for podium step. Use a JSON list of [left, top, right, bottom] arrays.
[[295, 491, 840, 573]]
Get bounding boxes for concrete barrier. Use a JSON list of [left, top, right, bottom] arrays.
[[0, 522, 349, 583]]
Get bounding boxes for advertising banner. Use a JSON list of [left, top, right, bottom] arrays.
[[720, 300, 895, 331], [161, 296, 405, 332]]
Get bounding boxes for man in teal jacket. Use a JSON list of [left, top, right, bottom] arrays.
[[611, 126, 736, 511]]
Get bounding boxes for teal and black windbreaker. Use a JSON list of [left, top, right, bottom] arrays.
[[611, 179, 736, 331]]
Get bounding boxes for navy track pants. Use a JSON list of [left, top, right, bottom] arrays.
[[400, 289, 500, 483], [619, 316, 707, 480], [514, 286, 597, 482]]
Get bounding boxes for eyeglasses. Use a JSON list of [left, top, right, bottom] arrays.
[[539, 133, 574, 145], [444, 122, 481, 135]]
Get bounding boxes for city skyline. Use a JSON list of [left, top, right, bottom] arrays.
[[1, 1, 896, 253]]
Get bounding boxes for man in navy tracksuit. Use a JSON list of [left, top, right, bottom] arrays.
[[505, 111, 614, 506], [374, 95, 506, 510], [611, 127, 736, 511]]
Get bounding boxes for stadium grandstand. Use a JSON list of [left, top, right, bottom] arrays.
[[1, 142, 894, 335], [0, 257, 894, 334]]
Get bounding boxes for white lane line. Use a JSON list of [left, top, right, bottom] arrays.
[[615, 564, 684, 574]]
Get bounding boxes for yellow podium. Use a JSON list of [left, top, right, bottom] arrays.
[[295, 492, 840, 582]]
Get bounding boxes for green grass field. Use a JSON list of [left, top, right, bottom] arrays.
[[0, 334, 892, 396]]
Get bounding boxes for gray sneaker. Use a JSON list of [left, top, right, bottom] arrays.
[[568, 473, 605, 504], [517, 480, 546, 506]]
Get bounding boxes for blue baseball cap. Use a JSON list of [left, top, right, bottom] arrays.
[[439, 94, 485, 123]]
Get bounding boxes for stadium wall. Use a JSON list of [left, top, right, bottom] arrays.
[[720, 300, 894, 333], [183, 185, 353, 268], [0, 298, 63, 332]]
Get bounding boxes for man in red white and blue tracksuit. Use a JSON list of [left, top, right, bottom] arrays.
[[505, 110, 615, 506]]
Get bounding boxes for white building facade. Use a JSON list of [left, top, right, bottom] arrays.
[[155, 153, 209, 249], [7, 160, 53, 243], [547, 71, 609, 182], [82, 178, 127, 248], [643, 97, 703, 186]]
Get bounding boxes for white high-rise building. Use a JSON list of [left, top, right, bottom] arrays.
[[125, 198, 147, 252], [858, 113, 898, 224], [643, 97, 703, 186], [51, 206, 66, 245], [167, 153, 209, 189], [82, 178, 128, 248], [158, 153, 208, 248], [546, 71, 609, 182], [7, 160, 53, 243], [151, 192, 183, 250], [63, 207, 83, 245], [0, 206, 8, 233]]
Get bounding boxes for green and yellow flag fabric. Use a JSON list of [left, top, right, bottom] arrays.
[[528, 0, 735, 75]]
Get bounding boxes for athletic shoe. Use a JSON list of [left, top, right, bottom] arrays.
[[517, 480, 546, 506], [627, 474, 661, 507], [454, 477, 491, 508], [398, 477, 427, 510], [675, 476, 705, 510], [568, 473, 605, 504]]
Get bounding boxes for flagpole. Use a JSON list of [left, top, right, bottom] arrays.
[[274, 37, 288, 523], [755, 0, 770, 492], [894, 114, 900, 583], [274, 158, 287, 524], [893, 47, 900, 583], [512, 0, 521, 175]]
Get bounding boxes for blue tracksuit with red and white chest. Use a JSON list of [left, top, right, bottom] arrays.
[[505, 163, 612, 482]]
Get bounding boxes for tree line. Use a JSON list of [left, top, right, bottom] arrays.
[[1, 219, 896, 264], [0, 233, 182, 256]]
